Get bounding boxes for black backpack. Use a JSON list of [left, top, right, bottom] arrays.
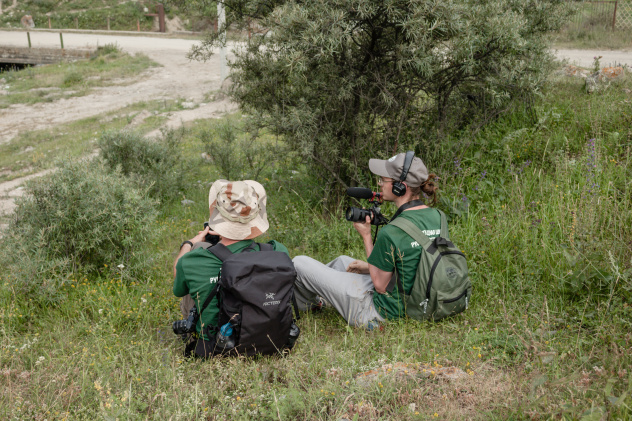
[[198, 242, 300, 357]]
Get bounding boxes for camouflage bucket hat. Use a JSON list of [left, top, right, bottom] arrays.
[[208, 180, 269, 240]]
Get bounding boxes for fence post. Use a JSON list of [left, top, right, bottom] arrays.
[[60, 32, 64, 49], [137, 19, 140, 32], [612, 0, 618, 31], [48, 16, 51, 29], [157, 3, 165, 32], [27, 31, 31, 48], [107, 16, 110, 30], [74, 17, 78, 29]]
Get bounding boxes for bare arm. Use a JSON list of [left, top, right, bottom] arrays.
[[172, 226, 211, 278], [352, 216, 393, 294]]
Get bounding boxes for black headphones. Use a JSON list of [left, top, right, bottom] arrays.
[[391, 151, 415, 197]]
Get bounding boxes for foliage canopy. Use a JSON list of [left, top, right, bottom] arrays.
[[192, 0, 569, 198]]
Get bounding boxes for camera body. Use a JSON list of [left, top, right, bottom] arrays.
[[203, 222, 220, 245], [345, 188, 388, 226], [172, 306, 199, 335]]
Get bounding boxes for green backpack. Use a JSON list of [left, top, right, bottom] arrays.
[[389, 210, 471, 321]]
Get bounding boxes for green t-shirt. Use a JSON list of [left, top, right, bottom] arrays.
[[173, 240, 289, 340], [368, 208, 442, 319]]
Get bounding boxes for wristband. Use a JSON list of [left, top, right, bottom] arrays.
[[180, 240, 193, 249]]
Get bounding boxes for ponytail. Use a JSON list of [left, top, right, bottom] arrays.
[[420, 174, 439, 206]]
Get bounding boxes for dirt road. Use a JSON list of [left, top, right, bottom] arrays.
[[555, 48, 632, 68], [0, 30, 238, 144]]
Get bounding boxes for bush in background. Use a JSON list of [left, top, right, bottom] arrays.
[[0, 160, 159, 302], [199, 118, 290, 181], [97, 129, 189, 203]]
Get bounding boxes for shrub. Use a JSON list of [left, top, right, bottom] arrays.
[[62, 71, 83, 87], [199, 119, 289, 181], [96, 43, 121, 56], [97, 129, 189, 202], [1, 160, 159, 301]]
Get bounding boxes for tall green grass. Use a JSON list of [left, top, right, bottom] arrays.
[[0, 72, 631, 419]]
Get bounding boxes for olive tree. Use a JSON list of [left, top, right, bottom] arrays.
[[190, 0, 569, 200]]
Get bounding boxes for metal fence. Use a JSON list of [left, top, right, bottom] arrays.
[[566, 0, 632, 31], [616, 1, 632, 29]]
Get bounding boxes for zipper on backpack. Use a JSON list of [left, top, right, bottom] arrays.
[[442, 289, 468, 304], [420, 299, 429, 314]]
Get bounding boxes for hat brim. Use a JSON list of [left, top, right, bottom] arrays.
[[208, 180, 269, 241], [368, 159, 392, 179]]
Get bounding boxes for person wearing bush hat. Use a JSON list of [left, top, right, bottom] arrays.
[[292, 151, 442, 328], [206, 179, 269, 240], [172, 179, 289, 358]]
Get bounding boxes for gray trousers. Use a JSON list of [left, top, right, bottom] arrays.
[[292, 255, 384, 327]]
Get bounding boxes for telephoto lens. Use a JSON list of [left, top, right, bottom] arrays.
[[345, 207, 371, 223]]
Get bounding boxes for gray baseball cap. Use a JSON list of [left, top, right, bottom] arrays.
[[369, 153, 429, 187]]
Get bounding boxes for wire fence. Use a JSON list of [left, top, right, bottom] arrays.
[[616, 0, 632, 29], [566, 0, 632, 31]]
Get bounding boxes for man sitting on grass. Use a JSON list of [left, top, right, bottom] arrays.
[[172, 179, 290, 358]]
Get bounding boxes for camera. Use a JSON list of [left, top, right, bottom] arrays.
[[172, 306, 199, 335], [345, 188, 388, 226], [203, 222, 220, 245]]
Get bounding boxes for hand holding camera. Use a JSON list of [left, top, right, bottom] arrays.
[[172, 306, 199, 335], [345, 187, 388, 226]]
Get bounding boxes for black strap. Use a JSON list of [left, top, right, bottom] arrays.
[[207, 243, 233, 261], [258, 242, 274, 252], [426, 236, 456, 255], [291, 292, 301, 321], [389, 200, 425, 222], [198, 282, 220, 318]]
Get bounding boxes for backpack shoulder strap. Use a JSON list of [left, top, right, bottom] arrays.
[[207, 243, 233, 261], [240, 241, 273, 253], [389, 217, 433, 250], [198, 282, 220, 316], [259, 242, 274, 251], [436, 209, 450, 241], [194, 244, 233, 318]]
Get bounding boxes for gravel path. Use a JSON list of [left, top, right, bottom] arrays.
[[555, 48, 632, 68]]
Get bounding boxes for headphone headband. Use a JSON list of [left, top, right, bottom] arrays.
[[399, 151, 415, 182], [392, 151, 415, 197]]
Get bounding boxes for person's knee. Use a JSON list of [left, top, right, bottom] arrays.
[[292, 255, 313, 272]]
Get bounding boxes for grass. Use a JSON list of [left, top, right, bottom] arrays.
[[551, 28, 632, 50], [0, 69, 631, 419], [0, 45, 158, 109], [550, 1, 632, 50]]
